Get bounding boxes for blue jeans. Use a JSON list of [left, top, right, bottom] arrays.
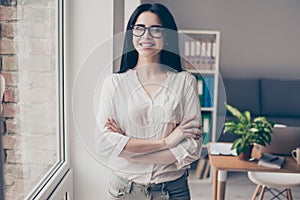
[[108, 171, 190, 200]]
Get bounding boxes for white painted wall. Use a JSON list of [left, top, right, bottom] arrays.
[[124, 0, 142, 29], [69, 1, 140, 199], [69, 1, 113, 200], [143, 0, 300, 79]]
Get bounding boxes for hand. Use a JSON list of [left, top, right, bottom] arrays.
[[105, 118, 126, 135], [163, 116, 202, 148]]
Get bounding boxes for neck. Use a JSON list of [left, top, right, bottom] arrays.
[[136, 53, 160, 65], [135, 55, 163, 75]]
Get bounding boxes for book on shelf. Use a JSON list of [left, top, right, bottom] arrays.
[[190, 41, 195, 57], [182, 39, 217, 71], [202, 76, 214, 107], [202, 113, 211, 144], [195, 41, 201, 66], [258, 153, 286, 169], [211, 40, 217, 70], [196, 75, 214, 108], [200, 40, 207, 70], [196, 76, 203, 107], [203, 40, 211, 70], [207, 76, 214, 106], [184, 41, 190, 57]]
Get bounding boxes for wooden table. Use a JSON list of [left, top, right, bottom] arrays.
[[208, 145, 300, 200]]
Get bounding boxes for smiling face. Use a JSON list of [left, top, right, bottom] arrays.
[[132, 11, 164, 61]]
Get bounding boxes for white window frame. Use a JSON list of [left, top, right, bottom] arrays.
[[24, 0, 72, 199]]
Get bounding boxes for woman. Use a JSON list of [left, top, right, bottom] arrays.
[[96, 3, 202, 199]]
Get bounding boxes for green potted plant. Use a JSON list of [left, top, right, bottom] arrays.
[[223, 104, 274, 160]]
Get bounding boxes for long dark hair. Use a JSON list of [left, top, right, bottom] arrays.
[[118, 3, 182, 73]]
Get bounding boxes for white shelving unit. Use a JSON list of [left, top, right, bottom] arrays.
[[179, 30, 221, 182]]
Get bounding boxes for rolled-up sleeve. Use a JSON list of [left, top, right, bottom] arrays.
[[169, 74, 202, 169], [95, 75, 130, 159]]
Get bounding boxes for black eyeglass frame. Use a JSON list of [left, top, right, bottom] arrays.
[[130, 24, 165, 38]]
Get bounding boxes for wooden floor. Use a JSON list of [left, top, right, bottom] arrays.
[[189, 171, 300, 200]]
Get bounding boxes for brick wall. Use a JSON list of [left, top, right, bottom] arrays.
[[1, 0, 57, 199]]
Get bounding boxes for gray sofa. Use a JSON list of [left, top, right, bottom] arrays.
[[218, 78, 300, 141]]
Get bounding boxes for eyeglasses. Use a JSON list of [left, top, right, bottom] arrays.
[[131, 25, 165, 38]]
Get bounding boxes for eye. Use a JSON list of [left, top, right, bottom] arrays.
[[151, 27, 163, 33], [134, 26, 144, 31]]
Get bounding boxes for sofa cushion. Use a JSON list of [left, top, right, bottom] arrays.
[[223, 79, 260, 115], [261, 79, 300, 117], [266, 117, 300, 127]]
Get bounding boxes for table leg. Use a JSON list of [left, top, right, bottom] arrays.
[[217, 170, 227, 200], [212, 168, 218, 200]]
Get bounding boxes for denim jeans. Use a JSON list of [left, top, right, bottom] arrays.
[[108, 171, 190, 200]]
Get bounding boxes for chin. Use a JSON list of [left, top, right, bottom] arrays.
[[141, 53, 159, 59], [138, 49, 161, 57]]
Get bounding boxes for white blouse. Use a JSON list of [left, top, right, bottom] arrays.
[[95, 69, 202, 184]]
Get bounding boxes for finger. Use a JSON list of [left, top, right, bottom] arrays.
[[117, 128, 123, 134], [119, 130, 126, 135], [189, 132, 202, 138], [106, 120, 113, 125], [107, 119, 124, 134], [106, 123, 115, 130], [105, 123, 111, 128], [107, 125, 118, 132], [110, 126, 117, 131], [182, 128, 202, 135], [108, 119, 118, 126], [109, 124, 122, 133], [181, 123, 202, 129], [107, 127, 113, 132], [106, 121, 118, 129], [110, 129, 123, 135], [107, 119, 117, 126], [184, 133, 195, 138], [195, 133, 202, 138], [185, 132, 202, 140], [111, 119, 119, 126], [181, 116, 197, 125], [195, 129, 202, 136], [194, 136, 202, 140], [106, 125, 114, 131], [111, 122, 121, 130]]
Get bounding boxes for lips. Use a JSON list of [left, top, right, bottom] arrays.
[[139, 42, 155, 48]]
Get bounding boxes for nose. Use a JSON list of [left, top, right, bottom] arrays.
[[142, 28, 152, 39]]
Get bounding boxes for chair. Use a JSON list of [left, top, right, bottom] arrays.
[[248, 172, 300, 200]]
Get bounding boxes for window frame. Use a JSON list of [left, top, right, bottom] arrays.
[[24, 0, 71, 199]]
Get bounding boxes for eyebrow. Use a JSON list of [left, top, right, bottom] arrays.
[[134, 24, 163, 28]]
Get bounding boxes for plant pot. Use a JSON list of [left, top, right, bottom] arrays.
[[238, 144, 254, 160]]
